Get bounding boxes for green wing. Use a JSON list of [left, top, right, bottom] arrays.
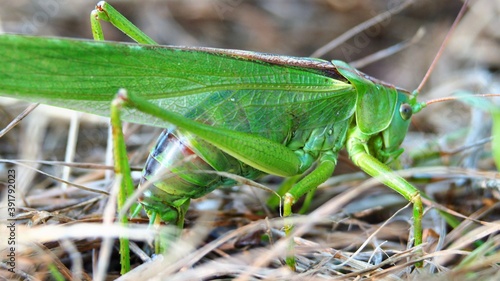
[[0, 35, 357, 143]]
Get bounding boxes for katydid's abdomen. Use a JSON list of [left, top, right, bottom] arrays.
[[140, 128, 263, 225], [140, 130, 227, 225]]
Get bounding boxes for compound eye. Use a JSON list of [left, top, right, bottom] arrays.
[[399, 103, 412, 120]]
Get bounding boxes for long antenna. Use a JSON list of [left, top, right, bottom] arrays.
[[425, 94, 500, 106], [416, 0, 471, 94]]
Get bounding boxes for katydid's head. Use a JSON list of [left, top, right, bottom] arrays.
[[381, 90, 425, 154], [333, 59, 425, 157]]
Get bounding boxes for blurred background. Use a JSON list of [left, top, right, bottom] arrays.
[[0, 0, 499, 278], [1, 0, 483, 88]]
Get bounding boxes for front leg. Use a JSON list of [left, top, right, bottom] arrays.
[[346, 127, 424, 267]]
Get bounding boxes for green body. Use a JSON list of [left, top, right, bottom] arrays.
[[0, 2, 429, 271], [0, 35, 419, 221]]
